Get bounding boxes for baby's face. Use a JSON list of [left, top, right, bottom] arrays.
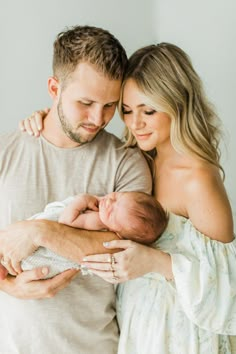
[[99, 192, 133, 233]]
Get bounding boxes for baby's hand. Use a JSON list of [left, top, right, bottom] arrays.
[[59, 203, 81, 226]]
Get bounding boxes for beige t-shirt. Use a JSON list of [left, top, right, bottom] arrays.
[[0, 129, 152, 354]]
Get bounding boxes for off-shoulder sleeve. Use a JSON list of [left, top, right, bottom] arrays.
[[170, 219, 236, 335]]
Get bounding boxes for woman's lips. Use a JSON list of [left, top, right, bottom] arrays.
[[135, 133, 152, 140]]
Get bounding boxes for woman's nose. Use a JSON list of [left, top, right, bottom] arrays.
[[130, 113, 144, 130]]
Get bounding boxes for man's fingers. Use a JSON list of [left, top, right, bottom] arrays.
[[0, 264, 8, 280], [51, 269, 79, 285], [20, 267, 49, 282], [11, 260, 22, 275], [45, 269, 79, 295], [1, 260, 17, 276]]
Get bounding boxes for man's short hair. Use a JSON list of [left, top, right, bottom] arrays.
[[53, 25, 127, 83]]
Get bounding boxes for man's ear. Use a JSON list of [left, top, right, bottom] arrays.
[[48, 76, 60, 99]]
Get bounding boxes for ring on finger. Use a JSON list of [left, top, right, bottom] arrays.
[[112, 269, 119, 281], [111, 255, 116, 266], [110, 262, 114, 272]]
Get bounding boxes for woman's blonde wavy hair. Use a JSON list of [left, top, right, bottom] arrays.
[[119, 43, 224, 177]]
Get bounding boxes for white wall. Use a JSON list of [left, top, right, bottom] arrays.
[[0, 0, 156, 135], [155, 0, 236, 228], [0, 0, 235, 227]]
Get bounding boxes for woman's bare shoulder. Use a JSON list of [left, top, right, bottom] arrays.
[[184, 162, 234, 242]]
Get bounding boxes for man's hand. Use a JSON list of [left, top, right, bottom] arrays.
[[0, 264, 8, 280], [0, 220, 42, 275], [0, 267, 79, 299]]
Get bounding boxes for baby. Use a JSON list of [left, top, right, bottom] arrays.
[[19, 191, 167, 278]]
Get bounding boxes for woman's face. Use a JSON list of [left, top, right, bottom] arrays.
[[122, 79, 171, 151]]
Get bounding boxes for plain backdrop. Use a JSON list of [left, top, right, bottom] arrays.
[[0, 0, 235, 228]]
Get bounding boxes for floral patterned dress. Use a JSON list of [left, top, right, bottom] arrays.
[[116, 213, 236, 354]]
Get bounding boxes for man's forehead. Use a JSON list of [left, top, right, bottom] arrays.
[[66, 65, 122, 103]]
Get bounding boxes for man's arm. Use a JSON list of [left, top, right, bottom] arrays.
[[37, 219, 120, 260], [0, 220, 120, 274]]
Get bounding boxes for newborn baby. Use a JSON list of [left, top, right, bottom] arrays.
[[20, 191, 167, 278]]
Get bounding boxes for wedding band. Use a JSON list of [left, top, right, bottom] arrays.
[[112, 269, 118, 281], [111, 255, 116, 266]]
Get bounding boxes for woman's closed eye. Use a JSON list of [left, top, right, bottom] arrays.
[[144, 110, 156, 115], [122, 107, 132, 115]]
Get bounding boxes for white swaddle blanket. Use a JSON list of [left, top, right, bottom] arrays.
[[21, 197, 91, 278]]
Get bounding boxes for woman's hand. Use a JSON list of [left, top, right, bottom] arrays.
[[19, 108, 49, 137], [81, 239, 164, 283], [0, 268, 79, 299]]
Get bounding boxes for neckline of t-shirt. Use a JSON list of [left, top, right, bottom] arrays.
[[39, 130, 106, 151]]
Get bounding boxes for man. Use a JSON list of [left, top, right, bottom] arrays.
[[0, 26, 152, 353]]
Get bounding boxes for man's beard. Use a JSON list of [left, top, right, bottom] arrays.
[[57, 98, 101, 145]]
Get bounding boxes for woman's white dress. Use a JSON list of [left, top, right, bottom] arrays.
[[116, 213, 236, 354]]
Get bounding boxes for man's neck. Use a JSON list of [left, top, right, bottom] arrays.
[[41, 108, 81, 148]]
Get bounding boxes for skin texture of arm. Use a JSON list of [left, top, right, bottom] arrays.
[[0, 219, 121, 274]]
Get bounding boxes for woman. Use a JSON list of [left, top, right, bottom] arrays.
[[19, 43, 236, 353]]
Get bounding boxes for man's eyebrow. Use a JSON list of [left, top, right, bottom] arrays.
[[80, 97, 118, 104]]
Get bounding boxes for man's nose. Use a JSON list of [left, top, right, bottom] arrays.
[[88, 106, 104, 126]]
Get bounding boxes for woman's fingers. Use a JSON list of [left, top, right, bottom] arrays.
[[27, 116, 41, 136], [82, 252, 124, 283], [22, 117, 35, 136], [88, 269, 120, 283], [83, 253, 116, 263], [103, 239, 133, 250], [19, 108, 49, 136], [19, 119, 26, 132], [82, 261, 115, 271]]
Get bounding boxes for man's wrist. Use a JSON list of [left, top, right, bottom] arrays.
[[29, 219, 54, 248]]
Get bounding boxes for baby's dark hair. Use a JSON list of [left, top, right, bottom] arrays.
[[119, 192, 168, 244]]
